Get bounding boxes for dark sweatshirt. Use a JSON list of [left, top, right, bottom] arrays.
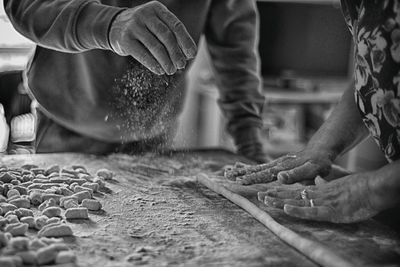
[[4, 0, 265, 144]]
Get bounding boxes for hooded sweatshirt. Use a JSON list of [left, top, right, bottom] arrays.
[[4, 0, 265, 143]]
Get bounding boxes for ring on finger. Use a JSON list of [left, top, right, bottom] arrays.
[[300, 189, 308, 200]]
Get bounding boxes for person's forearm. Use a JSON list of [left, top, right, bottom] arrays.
[[368, 160, 400, 211], [205, 0, 265, 135], [4, 0, 124, 52], [307, 84, 369, 161]]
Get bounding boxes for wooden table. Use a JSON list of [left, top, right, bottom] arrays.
[[1, 150, 399, 266]]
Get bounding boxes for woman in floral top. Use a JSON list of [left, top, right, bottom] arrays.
[[242, 0, 400, 223]]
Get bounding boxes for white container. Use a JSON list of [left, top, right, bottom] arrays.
[[0, 104, 10, 154]]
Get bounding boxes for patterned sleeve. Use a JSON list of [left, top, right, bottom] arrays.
[[341, 0, 361, 34]]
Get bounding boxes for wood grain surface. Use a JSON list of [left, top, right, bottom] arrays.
[[1, 150, 399, 267]]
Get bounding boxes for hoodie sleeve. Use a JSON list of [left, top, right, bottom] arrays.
[[4, 0, 125, 52], [204, 0, 265, 139]]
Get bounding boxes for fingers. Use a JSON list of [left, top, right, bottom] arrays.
[[234, 162, 250, 169], [224, 183, 273, 197], [136, 27, 175, 74], [261, 188, 301, 200], [224, 162, 273, 182], [125, 40, 165, 75], [224, 156, 292, 183], [264, 196, 310, 209], [145, 19, 187, 73], [224, 152, 327, 186], [276, 162, 323, 184], [269, 155, 303, 174], [236, 169, 275, 185], [258, 191, 305, 208], [258, 185, 337, 222], [262, 187, 316, 200], [257, 191, 268, 202], [154, 4, 197, 59], [283, 205, 334, 222]]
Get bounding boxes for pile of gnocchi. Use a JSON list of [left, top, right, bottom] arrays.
[[0, 163, 113, 266]]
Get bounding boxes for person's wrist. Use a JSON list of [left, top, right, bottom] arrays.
[[108, 10, 126, 53], [306, 125, 348, 162], [305, 140, 338, 163], [76, 2, 125, 51]]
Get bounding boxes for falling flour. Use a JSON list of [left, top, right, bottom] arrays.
[[109, 59, 184, 143]]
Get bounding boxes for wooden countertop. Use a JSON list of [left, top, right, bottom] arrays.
[[1, 150, 399, 266]]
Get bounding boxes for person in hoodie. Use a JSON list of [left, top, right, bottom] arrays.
[[4, 0, 267, 162]]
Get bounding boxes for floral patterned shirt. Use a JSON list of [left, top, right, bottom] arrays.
[[342, 0, 400, 162]]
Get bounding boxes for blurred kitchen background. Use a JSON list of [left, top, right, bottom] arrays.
[[0, 0, 387, 171]]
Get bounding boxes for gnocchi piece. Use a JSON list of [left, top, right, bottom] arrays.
[[41, 194, 62, 204], [96, 168, 113, 180], [82, 182, 99, 193], [64, 199, 79, 209], [5, 222, 28, 236], [65, 207, 89, 219], [59, 187, 74, 196], [56, 250, 77, 264], [0, 256, 21, 267], [14, 208, 34, 219], [60, 196, 79, 208], [38, 224, 73, 237], [81, 199, 102, 211], [29, 238, 47, 251], [29, 190, 43, 206], [15, 251, 37, 265], [38, 198, 57, 212], [9, 198, 30, 209], [7, 189, 20, 199], [42, 206, 62, 218], [6, 214, 19, 224], [36, 245, 58, 265], [93, 177, 105, 188], [45, 164, 60, 176], [12, 186, 28, 196], [0, 203, 18, 214], [34, 216, 49, 230], [9, 236, 30, 251], [46, 217, 61, 225], [20, 216, 35, 229], [0, 232, 9, 248], [0, 172, 14, 183], [72, 191, 91, 203], [74, 185, 93, 196]]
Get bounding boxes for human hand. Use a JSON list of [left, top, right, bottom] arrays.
[[226, 146, 335, 185], [257, 172, 379, 223], [323, 164, 352, 182], [109, 1, 197, 75], [223, 180, 304, 198]]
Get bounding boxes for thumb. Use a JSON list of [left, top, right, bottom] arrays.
[[314, 176, 328, 186]]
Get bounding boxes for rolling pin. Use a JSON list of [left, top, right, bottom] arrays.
[[197, 173, 354, 267]]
